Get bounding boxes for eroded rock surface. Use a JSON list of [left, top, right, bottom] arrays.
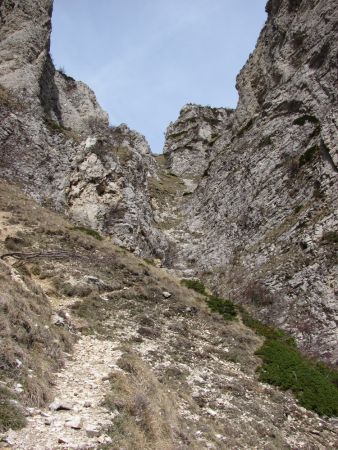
[[159, 0, 338, 364]]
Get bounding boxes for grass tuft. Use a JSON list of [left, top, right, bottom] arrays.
[[70, 226, 103, 240], [0, 387, 26, 432], [180, 279, 206, 295]]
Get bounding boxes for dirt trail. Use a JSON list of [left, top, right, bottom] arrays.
[[0, 249, 122, 449], [7, 335, 121, 449]]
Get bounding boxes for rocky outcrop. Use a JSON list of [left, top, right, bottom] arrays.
[[161, 0, 338, 364], [66, 125, 167, 257], [0, 0, 165, 257], [164, 104, 233, 179]]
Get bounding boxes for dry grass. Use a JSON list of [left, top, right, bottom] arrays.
[[104, 352, 188, 450]]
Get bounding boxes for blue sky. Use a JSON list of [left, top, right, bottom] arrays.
[[51, 0, 267, 153]]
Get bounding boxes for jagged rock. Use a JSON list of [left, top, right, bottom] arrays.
[[160, 0, 338, 364], [164, 104, 233, 179]]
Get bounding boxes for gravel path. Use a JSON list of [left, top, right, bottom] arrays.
[[7, 335, 121, 449]]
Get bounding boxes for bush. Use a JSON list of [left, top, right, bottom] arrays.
[[256, 340, 338, 416], [299, 145, 319, 167], [239, 307, 338, 416], [206, 296, 237, 321], [293, 115, 319, 126], [322, 231, 338, 244], [243, 281, 274, 306], [180, 279, 206, 295], [293, 204, 303, 214]]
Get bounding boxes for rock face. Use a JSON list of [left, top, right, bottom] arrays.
[[0, 0, 165, 257], [161, 0, 338, 364], [164, 104, 233, 179], [0, 0, 337, 365]]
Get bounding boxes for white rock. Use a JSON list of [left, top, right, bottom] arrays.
[[65, 416, 83, 430]]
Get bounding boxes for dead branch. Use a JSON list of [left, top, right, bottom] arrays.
[[0, 250, 78, 261]]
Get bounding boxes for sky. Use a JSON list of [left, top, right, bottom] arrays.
[[51, 0, 267, 153]]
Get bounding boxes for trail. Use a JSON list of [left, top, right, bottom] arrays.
[[7, 336, 121, 449]]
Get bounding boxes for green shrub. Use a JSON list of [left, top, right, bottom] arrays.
[[144, 258, 156, 266], [239, 307, 338, 416], [256, 340, 338, 416], [180, 279, 206, 295], [70, 226, 103, 241], [293, 204, 303, 214], [259, 136, 272, 147], [322, 231, 338, 244], [206, 296, 237, 321], [299, 145, 319, 167], [293, 115, 319, 126]]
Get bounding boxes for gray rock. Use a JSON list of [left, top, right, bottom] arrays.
[[65, 416, 83, 430], [49, 401, 73, 411]]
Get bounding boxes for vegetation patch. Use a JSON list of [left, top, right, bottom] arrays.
[[206, 296, 237, 321], [104, 353, 181, 449], [321, 231, 338, 244], [44, 117, 71, 133], [239, 307, 338, 417], [70, 226, 103, 241], [293, 115, 319, 126], [299, 145, 319, 167], [0, 85, 21, 110], [259, 136, 272, 147], [293, 204, 303, 214], [180, 278, 206, 295]]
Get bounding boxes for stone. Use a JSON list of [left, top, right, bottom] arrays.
[[49, 401, 73, 411], [85, 425, 101, 437], [65, 416, 83, 430], [162, 291, 172, 298]]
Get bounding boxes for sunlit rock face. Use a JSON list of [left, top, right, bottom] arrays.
[[161, 0, 338, 364], [0, 0, 166, 257], [164, 104, 234, 179]]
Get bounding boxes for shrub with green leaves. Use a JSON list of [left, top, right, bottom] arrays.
[[239, 307, 338, 416], [256, 340, 338, 416], [299, 145, 319, 167], [293, 115, 319, 126], [206, 296, 237, 321], [180, 279, 206, 295]]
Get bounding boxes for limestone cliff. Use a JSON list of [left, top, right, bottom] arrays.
[[0, 0, 166, 257], [161, 0, 338, 364]]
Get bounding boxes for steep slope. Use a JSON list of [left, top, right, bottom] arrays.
[[1, 182, 337, 449], [161, 0, 338, 365]]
